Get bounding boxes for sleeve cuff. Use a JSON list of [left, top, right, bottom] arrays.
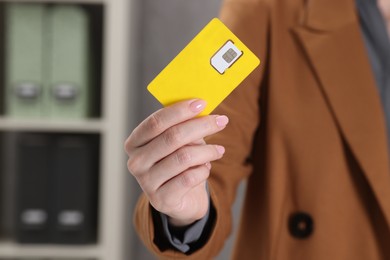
[[153, 183, 215, 254]]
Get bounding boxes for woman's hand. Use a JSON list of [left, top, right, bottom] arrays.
[[125, 99, 228, 227]]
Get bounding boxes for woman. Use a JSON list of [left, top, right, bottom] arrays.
[[126, 0, 390, 259]]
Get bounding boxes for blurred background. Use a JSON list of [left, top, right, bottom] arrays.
[[0, 0, 246, 259]]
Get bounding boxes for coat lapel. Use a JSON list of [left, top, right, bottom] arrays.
[[292, 0, 390, 227]]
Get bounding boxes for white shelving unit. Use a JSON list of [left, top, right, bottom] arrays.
[[0, 118, 105, 133], [0, 241, 101, 258], [0, 0, 137, 259]]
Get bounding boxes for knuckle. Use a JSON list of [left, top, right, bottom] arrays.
[[124, 134, 135, 152], [175, 148, 192, 166], [130, 169, 154, 196], [148, 193, 160, 209], [147, 112, 164, 133], [204, 117, 215, 131], [149, 193, 168, 212], [124, 140, 130, 153], [153, 194, 169, 212], [126, 152, 144, 175], [179, 172, 197, 188], [127, 158, 137, 174], [199, 116, 216, 133], [163, 127, 182, 147], [138, 176, 156, 197], [148, 192, 158, 204]]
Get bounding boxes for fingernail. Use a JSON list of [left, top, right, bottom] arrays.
[[216, 145, 225, 154], [216, 115, 229, 128], [205, 162, 212, 170], [190, 99, 206, 113]]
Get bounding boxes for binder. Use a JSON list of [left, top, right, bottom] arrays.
[[51, 135, 98, 244], [14, 134, 51, 243], [0, 133, 19, 240], [13, 133, 99, 244], [0, 4, 6, 115], [47, 5, 91, 118], [5, 4, 46, 117], [0, 134, 5, 238]]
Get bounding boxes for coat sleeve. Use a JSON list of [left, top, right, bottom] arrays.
[[133, 0, 271, 258]]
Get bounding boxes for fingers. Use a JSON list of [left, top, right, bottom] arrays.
[[150, 166, 210, 215], [142, 144, 225, 193], [188, 138, 206, 146], [126, 99, 207, 149], [125, 98, 228, 223], [135, 114, 229, 170]]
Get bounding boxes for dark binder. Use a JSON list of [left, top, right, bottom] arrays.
[[0, 133, 5, 239], [14, 134, 51, 243], [51, 135, 98, 244], [0, 133, 19, 241]]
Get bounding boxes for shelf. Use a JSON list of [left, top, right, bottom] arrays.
[[0, 0, 134, 258], [0, 117, 105, 133], [0, 240, 101, 258]]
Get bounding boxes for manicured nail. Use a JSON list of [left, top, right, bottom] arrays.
[[190, 99, 206, 113], [216, 145, 225, 155], [216, 115, 229, 128]]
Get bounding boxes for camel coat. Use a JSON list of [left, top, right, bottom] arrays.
[[134, 0, 390, 259]]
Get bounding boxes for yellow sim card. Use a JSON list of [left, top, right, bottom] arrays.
[[147, 18, 261, 116]]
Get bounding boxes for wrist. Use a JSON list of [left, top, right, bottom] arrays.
[[167, 216, 200, 228]]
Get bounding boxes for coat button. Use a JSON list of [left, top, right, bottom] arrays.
[[288, 212, 314, 239]]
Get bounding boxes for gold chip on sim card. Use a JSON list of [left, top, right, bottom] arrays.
[[147, 18, 261, 116]]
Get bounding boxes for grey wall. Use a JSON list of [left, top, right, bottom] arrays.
[[130, 0, 247, 259]]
